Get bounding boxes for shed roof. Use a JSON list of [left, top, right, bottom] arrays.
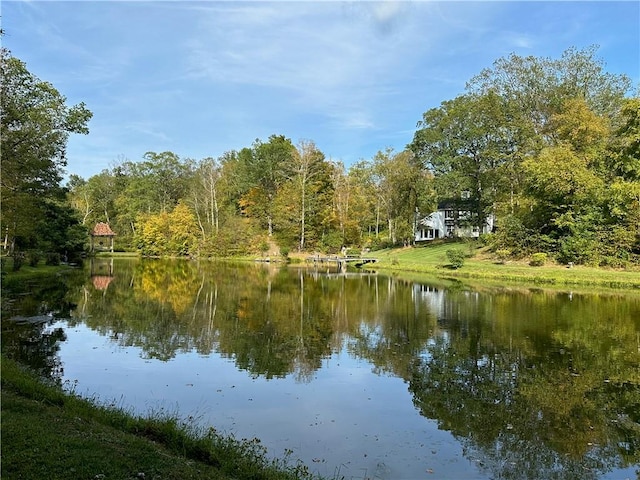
[[91, 222, 116, 236], [92, 275, 114, 291]]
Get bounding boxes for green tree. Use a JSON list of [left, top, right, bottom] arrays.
[[328, 161, 372, 248], [240, 135, 296, 236], [67, 175, 93, 225], [0, 49, 92, 255], [519, 97, 637, 264], [85, 169, 120, 225], [192, 156, 223, 238], [276, 140, 331, 251], [34, 195, 88, 261], [410, 92, 513, 234], [467, 45, 631, 136], [608, 97, 640, 182], [346, 161, 382, 243]]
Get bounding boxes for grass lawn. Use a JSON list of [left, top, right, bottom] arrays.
[[1, 358, 318, 480], [368, 241, 640, 290]]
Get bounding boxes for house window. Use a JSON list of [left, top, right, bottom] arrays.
[[445, 209, 455, 219], [418, 228, 440, 240]]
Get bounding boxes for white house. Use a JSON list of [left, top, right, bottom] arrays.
[[415, 198, 494, 242]]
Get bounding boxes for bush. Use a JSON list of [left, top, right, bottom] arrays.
[[365, 236, 394, 252], [318, 231, 344, 254], [491, 215, 528, 255], [557, 234, 597, 265], [46, 252, 61, 266], [478, 233, 492, 246], [529, 252, 547, 267], [496, 249, 511, 264], [446, 249, 466, 269], [12, 252, 24, 272], [27, 251, 42, 267]]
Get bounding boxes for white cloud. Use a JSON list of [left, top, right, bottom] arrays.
[[182, 2, 428, 133], [4, 1, 637, 179]]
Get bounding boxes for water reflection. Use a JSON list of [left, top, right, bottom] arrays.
[[2, 259, 639, 479]]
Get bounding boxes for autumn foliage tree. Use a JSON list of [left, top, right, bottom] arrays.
[[136, 202, 199, 256]]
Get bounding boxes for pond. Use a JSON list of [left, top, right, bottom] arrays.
[[2, 258, 639, 479]]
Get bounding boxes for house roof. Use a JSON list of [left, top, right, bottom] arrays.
[[437, 199, 474, 210], [91, 222, 116, 236]]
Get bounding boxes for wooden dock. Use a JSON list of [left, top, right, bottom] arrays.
[[305, 255, 378, 268]]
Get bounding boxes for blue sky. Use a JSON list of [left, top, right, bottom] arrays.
[[3, 1, 639, 180]]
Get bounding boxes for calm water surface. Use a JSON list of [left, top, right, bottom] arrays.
[[2, 258, 639, 480]]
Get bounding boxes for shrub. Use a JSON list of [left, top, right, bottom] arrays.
[[496, 249, 511, 264], [46, 252, 61, 266], [464, 239, 477, 257], [318, 231, 344, 253], [478, 233, 492, 246], [529, 252, 547, 267], [366, 236, 394, 251], [557, 234, 597, 265], [491, 215, 528, 255], [12, 252, 24, 272], [446, 249, 466, 269], [27, 250, 42, 267]]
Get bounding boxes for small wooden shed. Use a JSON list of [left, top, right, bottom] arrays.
[[90, 222, 116, 253]]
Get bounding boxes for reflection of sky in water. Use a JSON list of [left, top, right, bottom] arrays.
[[54, 321, 480, 479], [51, 314, 640, 480]]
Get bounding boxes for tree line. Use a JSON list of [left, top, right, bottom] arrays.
[[66, 142, 431, 257], [2, 45, 638, 267]]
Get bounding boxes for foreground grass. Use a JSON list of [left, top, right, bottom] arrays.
[[1, 357, 318, 480], [369, 241, 640, 290]]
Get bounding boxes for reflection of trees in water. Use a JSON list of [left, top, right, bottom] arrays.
[[28, 258, 638, 478], [406, 290, 640, 480], [1, 268, 87, 381], [2, 321, 67, 383]]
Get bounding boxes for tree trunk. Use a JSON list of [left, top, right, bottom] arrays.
[[300, 193, 305, 251], [193, 196, 206, 241]]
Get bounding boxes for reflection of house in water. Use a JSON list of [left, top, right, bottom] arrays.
[[413, 282, 482, 327], [90, 258, 115, 292], [412, 283, 446, 318]]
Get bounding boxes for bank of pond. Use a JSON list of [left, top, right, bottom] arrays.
[[1, 258, 639, 479], [1, 357, 314, 480]]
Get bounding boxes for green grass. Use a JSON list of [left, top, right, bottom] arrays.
[[94, 251, 140, 258], [368, 241, 640, 290], [1, 357, 319, 480]]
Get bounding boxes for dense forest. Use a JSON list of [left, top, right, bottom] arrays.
[[2, 45, 638, 267]]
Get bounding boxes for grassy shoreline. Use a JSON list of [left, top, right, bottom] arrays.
[[1, 357, 318, 480], [365, 242, 640, 291], [4, 241, 640, 292]]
